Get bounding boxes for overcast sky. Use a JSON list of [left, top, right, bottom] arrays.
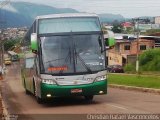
[[11, 0, 160, 18]]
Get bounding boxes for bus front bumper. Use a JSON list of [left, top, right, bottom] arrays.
[[40, 80, 107, 98]]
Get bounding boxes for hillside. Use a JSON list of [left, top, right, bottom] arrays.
[[99, 13, 125, 23], [1, 2, 125, 28], [2, 2, 78, 28]]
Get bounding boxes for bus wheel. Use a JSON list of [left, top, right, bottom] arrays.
[[36, 96, 44, 104], [35, 86, 44, 104], [84, 95, 94, 101], [25, 89, 30, 95]]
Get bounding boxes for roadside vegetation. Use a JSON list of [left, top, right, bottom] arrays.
[[111, 48, 160, 89], [124, 48, 160, 73], [108, 74, 160, 89], [4, 38, 22, 51]]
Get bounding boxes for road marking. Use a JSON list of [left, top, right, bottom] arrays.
[[106, 103, 128, 110]]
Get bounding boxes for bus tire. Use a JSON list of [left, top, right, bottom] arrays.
[[34, 83, 44, 104], [24, 79, 30, 95], [36, 96, 43, 104], [33, 80, 36, 95], [25, 89, 30, 95], [84, 95, 94, 101]]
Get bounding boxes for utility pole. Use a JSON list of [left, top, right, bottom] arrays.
[[0, 40, 5, 68], [132, 18, 150, 73]]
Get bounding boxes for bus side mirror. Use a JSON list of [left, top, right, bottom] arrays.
[[31, 33, 38, 54], [105, 37, 115, 49]]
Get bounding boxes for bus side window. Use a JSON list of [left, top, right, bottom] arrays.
[[25, 58, 34, 69]]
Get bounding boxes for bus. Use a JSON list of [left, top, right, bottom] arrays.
[[8, 51, 19, 61], [21, 13, 115, 103]]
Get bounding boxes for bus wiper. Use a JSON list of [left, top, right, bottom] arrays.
[[44, 58, 66, 64], [73, 44, 93, 73]]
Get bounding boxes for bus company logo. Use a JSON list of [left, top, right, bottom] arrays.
[[55, 77, 64, 80], [76, 76, 85, 80]]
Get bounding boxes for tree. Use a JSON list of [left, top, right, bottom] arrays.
[[4, 38, 21, 51], [111, 24, 123, 33]]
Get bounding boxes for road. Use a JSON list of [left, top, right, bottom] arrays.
[[1, 62, 160, 120]]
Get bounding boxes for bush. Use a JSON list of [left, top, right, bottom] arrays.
[[124, 64, 136, 73], [139, 48, 160, 71]]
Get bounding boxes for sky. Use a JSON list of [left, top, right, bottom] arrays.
[[10, 0, 160, 18]]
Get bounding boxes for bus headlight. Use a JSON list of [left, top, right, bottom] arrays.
[[42, 79, 57, 85], [95, 75, 107, 82]]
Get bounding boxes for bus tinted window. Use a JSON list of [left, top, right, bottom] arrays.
[[39, 17, 101, 34]]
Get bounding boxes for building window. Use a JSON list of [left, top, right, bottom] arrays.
[[140, 45, 146, 50], [124, 45, 130, 50]]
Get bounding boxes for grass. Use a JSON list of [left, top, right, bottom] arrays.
[[108, 74, 160, 89]]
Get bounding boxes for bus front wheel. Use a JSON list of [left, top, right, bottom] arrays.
[[84, 95, 94, 101], [25, 89, 30, 95], [33, 82, 44, 104]]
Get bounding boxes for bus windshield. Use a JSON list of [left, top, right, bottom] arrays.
[[40, 33, 105, 75]]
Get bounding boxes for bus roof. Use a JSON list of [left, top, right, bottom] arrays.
[[36, 13, 98, 20]]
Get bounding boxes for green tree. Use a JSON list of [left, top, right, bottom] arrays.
[[111, 24, 123, 33], [4, 38, 21, 51]]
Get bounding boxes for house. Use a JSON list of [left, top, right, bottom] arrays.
[[121, 22, 133, 30], [108, 38, 155, 66]]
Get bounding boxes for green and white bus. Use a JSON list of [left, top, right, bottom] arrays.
[[21, 13, 115, 103]]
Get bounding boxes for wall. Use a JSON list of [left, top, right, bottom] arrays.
[[108, 52, 123, 66], [108, 39, 155, 65]]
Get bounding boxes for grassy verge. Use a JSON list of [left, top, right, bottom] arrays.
[[108, 74, 160, 89]]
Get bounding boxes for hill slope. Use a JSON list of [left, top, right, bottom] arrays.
[[2, 2, 78, 28], [1, 2, 125, 28]]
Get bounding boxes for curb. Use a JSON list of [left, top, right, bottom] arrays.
[[0, 81, 10, 120], [109, 84, 160, 95], [2, 100, 10, 120]]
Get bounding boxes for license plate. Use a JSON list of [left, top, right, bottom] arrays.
[[71, 89, 82, 93]]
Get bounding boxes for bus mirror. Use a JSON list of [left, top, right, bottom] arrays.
[[105, 37, 115, 49], [32, 49, 38, 54], [31, 33, 38, 52]]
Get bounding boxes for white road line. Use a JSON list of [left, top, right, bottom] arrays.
[[106, 103, 128, 110]]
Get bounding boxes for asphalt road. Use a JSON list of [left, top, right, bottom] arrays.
[[1, 62, 160, 120]]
